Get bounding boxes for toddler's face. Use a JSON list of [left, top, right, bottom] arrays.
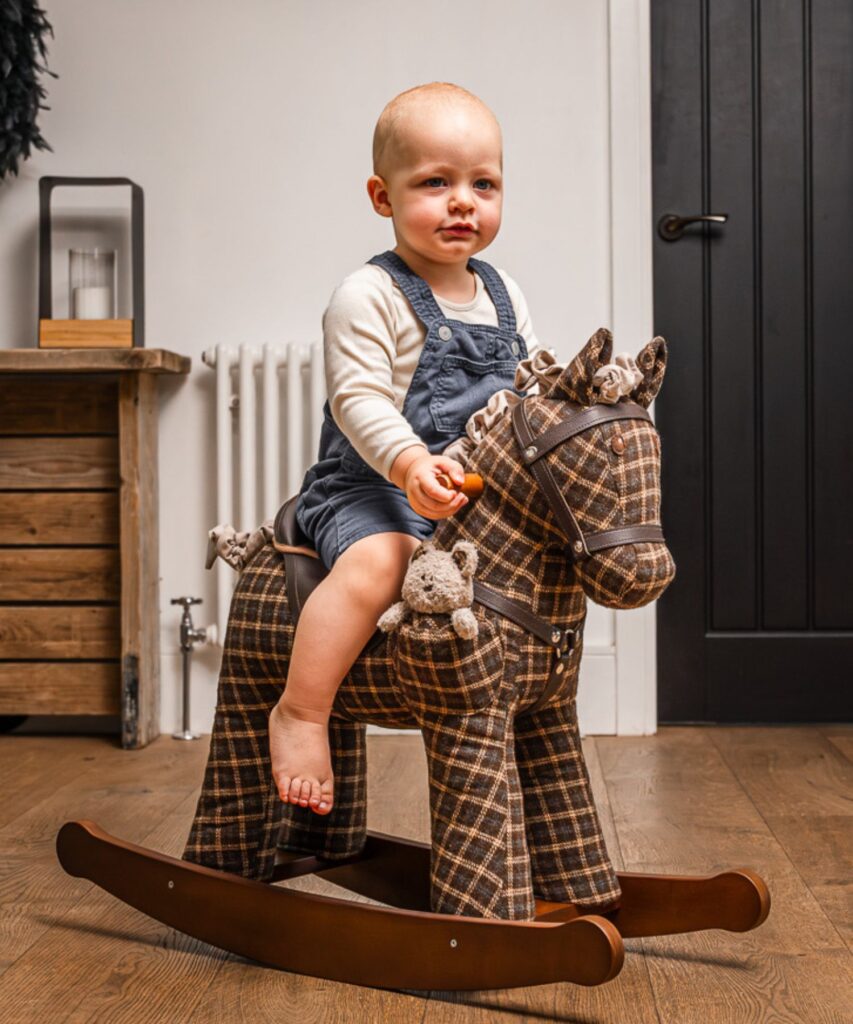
[[369, 102, 503, 267]]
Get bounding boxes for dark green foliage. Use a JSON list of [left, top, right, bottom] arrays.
[[0, 0, 57, 181]]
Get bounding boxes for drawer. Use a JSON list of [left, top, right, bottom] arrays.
[[0, 375, 118, 434], [0, 662, 120, 715], [0, 437, 119, 489], [0, 492, 119, 544], [0, 548, 120, 601], [0, 606, 121, 659]]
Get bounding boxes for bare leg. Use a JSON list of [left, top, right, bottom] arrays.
[[269, 531, 421, 814]]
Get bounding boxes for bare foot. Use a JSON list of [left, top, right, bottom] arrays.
[[269, 699, 334, 814]]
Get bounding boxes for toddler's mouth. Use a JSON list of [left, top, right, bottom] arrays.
[[441, 225, 476, 236]]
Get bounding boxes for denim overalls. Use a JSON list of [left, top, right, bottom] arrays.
[[294, 250, 528, 571]]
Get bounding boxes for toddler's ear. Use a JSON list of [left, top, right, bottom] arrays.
[[544, 327, 613, 406]]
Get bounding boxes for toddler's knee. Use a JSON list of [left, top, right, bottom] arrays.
[[337, 534, 414, 599]]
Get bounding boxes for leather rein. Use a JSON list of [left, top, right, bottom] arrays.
[[472, 397, 666, 712]]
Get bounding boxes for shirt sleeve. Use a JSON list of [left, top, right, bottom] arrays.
[[322, 274, 426, 483]]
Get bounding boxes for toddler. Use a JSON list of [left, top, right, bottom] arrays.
[[268, 81, 543, 814]]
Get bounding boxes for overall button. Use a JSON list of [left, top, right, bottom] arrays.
[[511, 341, 520, 355], [438, 325, 453, 341]]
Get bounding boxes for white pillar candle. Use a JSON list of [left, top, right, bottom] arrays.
[[73, 285, 113, 319]]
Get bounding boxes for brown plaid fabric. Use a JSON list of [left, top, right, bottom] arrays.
[[184, 330, 674, 920]]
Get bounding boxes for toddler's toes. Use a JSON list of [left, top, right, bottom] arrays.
[[277, 775, 292, 802], [298, 779, 312, 807], [288, 777, 304, 804], [314, 779, 334, 815]]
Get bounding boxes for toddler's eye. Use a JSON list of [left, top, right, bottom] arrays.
[[474, 179, 493, 191], [423, 177, 446, 187]]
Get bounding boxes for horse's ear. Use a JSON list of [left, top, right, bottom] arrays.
[[544, 327, 613, 405], [631, 336, 667, 407]]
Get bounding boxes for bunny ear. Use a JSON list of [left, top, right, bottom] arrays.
[[544, 327, 613, 406], [631, 336, 668, 407]]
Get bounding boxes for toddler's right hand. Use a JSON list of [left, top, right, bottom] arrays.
[[404, 454, 469, 520]]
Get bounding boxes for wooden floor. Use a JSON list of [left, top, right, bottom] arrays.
[[0, 725, 850, 1023]]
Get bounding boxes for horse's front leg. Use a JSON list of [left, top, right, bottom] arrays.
[[514, 695, 622, 909], [419, 707, 535, 920]]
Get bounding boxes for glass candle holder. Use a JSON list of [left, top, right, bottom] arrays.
[[69, 248, 116, 319]]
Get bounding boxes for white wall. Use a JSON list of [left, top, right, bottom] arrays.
[[0, 0, 655, 736]]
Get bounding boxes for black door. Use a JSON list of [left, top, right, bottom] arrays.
[[652, 0, 852, 722]]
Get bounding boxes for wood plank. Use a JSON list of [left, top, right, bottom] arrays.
[[0, 736, 110, 830], [0, 348, 191, 375], [0, 548, 120, 601], [0, 437, 118, 489], [596, 726, 850, 1024], [0, 377, 117, 434], [0, 492, 118, 545], [0, 735, 210, 1011], [0, 662, 119, 715], [709, 727, 853, 951], [0, 606, 120, 658], [118, 373, 160, 749]]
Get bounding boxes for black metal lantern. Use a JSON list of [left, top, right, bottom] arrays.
[[38, 176, 145, 348]]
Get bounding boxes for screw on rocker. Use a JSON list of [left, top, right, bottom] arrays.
[[56, 329, 770, 991]]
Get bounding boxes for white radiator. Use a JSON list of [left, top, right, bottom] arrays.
[[202, 342, 326, 640]]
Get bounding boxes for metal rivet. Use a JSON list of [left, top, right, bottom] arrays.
[[573, 540, 583, 553], [556, 664, 564, 674], [611, 433, 625, 455], [450, 938, 458, 948], [511, 341, 520, 355], [524, 445, 537, 459], [551, 630, 561, 644], [438, 325, 452, 341], [168, 880, 175, 890]]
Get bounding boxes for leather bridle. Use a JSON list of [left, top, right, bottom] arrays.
[[511, 396, 666, 559], [473, 396, 667, 713]]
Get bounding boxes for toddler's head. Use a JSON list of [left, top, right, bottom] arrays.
[[367, 82, 504, 268]]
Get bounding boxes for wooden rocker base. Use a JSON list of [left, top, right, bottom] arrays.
[[56, 821, 770, 992]]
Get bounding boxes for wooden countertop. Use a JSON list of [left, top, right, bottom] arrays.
[[0, 348, 191, 374]]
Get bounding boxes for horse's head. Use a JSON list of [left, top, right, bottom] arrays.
[[516, 327, 675, 609]]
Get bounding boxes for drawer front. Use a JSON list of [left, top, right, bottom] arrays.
[[0, 492, 119, 544], [0, 662, 120, 715], [0, 548, 120, 601], [0, 606, 120, 659], [0, 437, 118, 489], [0, 376, 118, 434]]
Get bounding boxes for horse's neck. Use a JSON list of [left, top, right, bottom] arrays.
[[433, 479, 585, 629]]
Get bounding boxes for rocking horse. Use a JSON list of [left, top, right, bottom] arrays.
[[56, 328, 770, 991]]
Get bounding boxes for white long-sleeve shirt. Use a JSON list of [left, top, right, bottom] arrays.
[[323, 262, 542, 481]]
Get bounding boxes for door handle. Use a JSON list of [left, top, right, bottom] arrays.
[[657, 213, 728, 241]]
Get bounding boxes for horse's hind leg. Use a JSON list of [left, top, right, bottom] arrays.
[[419, 708, 535, 920], [514, 697, 622, 909]]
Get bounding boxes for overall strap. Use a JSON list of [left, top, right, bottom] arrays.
[[466, 258, 517, 334], [367, 251, 445, 327]]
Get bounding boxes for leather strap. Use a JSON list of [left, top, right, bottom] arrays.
[[511, 398, 664, 561], [521, 401, 652, 460], [512, 399, 590, 557], [586, 524, 665, 551], [473, 580, 572, 650]]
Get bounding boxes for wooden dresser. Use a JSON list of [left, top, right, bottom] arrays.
[[0, 348, 191, 748]]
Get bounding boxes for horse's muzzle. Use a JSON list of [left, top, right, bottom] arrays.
[[576, 542, 676, 610]]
